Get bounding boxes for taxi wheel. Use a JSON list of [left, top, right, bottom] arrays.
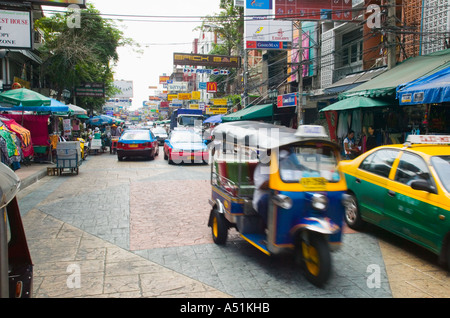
[[299, 233, 331, 287], [344, 193, 365, 230], [211, 210, 228, 245], [446, 242, 450, 271]]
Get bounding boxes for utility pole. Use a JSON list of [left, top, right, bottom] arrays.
[[387, 0, 397, 69], [296, 21, 303, 126], [243, 49, 248, 108]]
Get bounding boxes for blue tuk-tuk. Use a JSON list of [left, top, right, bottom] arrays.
[[207, 121, 349, 287]]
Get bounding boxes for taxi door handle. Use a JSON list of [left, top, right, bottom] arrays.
[[355, 178, 361, 184], [388, 190, 396, 197]]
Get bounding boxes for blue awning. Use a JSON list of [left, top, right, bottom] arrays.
[[396, 66, 450, 105]]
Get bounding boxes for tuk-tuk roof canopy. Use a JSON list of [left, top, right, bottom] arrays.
[[0, 162, 20, 209], [212, 121, 332, 149]]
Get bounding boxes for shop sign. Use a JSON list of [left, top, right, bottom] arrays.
[[159, 76, 170, 84], [207, 82, 217, 93], [178, 93, 191, 100], [206, 107, 228, 115], [168, 82, 188, 92], [0, 10, 32, 49], [174, 53, 241, 68], [75, 82, 105, 97], [167, 94, 178, 101], [183, 68, 230, 75], [191, 91, 201, 100], [277, 93, 297, 108], [213, 99, 227, 106]]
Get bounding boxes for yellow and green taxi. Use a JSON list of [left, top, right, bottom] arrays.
[[338, 135, 450, 269]]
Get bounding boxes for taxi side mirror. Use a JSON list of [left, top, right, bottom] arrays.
[[410, 180, 437, 194]]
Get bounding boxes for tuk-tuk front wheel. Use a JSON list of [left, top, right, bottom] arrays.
[[297, 233, 331, 287], [211, 209, 228, 245]]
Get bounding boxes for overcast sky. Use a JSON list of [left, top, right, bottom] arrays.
[[86, 0, 222, 109]]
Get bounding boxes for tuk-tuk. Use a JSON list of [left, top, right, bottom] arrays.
[[0, 163, 33, 298], [207, 121, 348, 287]]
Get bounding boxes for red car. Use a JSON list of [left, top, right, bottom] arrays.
[[117, 129, 159, 161]]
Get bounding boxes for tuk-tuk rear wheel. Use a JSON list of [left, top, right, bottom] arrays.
[[211, 210, 228, 245], [298, 233, 331, 287]]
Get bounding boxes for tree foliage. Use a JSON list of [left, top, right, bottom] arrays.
[[196, 0, 244, 98], [36, 4, 133, 113], [199, 0, 244, 56]]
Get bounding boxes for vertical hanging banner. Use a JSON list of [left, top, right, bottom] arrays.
[[244, 0, 293, 50]]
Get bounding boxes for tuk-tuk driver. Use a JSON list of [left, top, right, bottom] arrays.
[[253, 147, 297, 225], [253, 149, 271, 226]]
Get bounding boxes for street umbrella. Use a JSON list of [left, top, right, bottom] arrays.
[[0, 88, 51, 107], [0, 98, 69, 113], [68, 104, 87, 116], [203, 114, 223, 124], [87, 115, 117, 126]]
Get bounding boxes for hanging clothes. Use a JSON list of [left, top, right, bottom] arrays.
[[0, 126, 21, 167], [337, 112, 349, 140], [351, 109, 362, 137]]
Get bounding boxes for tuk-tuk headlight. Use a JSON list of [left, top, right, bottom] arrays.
[[311, 194, 328, 211], [272, 194, 293, 210]]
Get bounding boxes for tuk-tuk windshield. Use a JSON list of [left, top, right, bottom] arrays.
[[279, 145, 340, 183]]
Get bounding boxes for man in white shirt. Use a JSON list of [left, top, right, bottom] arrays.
[[252, 150, 271, 226], [252, 149, 292, 226], [343, 130, 359, 159]]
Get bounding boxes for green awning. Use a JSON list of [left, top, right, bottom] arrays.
[[319, 96, 391, 112], [222, 104, 273, 122], [340, 49, 450, 99]]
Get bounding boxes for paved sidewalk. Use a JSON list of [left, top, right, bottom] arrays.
[[21, 208, 230, 298], [15, 158, 231, 298]]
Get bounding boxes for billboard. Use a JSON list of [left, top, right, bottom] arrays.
[[274, 0, 352, 21], [0, 10, 32, 49], [173, 53, 241, 68], [22, 0, 86, 7], [245, 0, 293, 50]]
